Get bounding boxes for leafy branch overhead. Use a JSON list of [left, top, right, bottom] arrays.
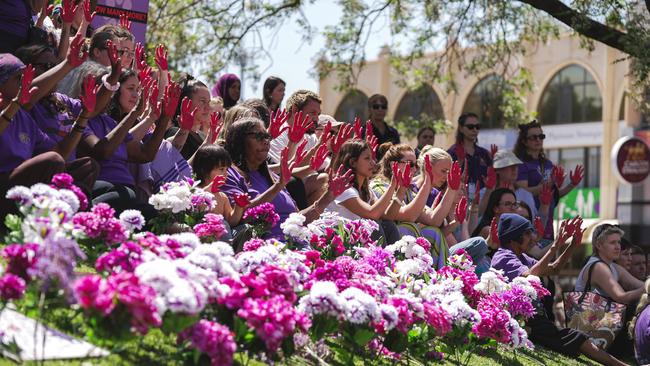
[[148, 1, 650, 119]]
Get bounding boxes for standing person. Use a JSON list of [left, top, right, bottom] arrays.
[[367, 94, 400, 146], [447, 112, 492, 188], [212, 73, 240, 110], [415, 126, 435, 158], [514, 120, 583, 241], [262, 76, 285, 112]]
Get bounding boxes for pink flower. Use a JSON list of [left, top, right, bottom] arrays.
[[178, 320, 236, 366], [73, 203, 127, 244], [242, 238, 265, 252], [193, 214, 227, 240], [501, 286, 536, 319], [95, 241, 143, 273], [423, 301, 452, 336], [258, 266, 296, 302], [74, 274, 116, 316], [0, 274, 26, 301], [109, 272, 161, 334], [438, 266, 481, 306], [242, 203, 280, 230], [415, 237, 431, 252], [50, 173, 74, 189], [1, 243, 39, 280], [472, 294, 512, 343]]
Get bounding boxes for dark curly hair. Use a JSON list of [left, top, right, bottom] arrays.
[[513, 120, 547, 163], [224, 117, 275, 184], [107, 69, 138, 121], [471, 188, 516, 237]]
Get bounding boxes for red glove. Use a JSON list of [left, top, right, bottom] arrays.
[[82, 0, 95, 22], [79, 75, 100, 112], [490, 144, 498, 160], [474, 180, 481, 205], [310, 143, 329, 171], [106, 40, 121, 69], [551, 165, 566, 188], [61, 0, 77, 23], [455, 196, 468, 224], [155, 44, 168, 71], [570, 165, 584, 187], [455, 144, 466, 162], [329, 166, 354, 197], [268, 109, 289, 139], [179, 97, 197, 131], [539, 182, 552, 205], [288, 111, 314, 143], [447, 161, 462, 190], [67, 32, 88, 67], [484, 166, 496, 190], [119, 13, 132, 31], [352, 117, 363, 139], [490, 217, 500, 246], [135, 43, 147, 72], [162, 82, 181, 119], [234, 193, 251, 208], [425, 155, 434, 182], [280, 147, 293, 184], [18, 65, 37, 106], [332, 124, 353, 153], [293, 140, 309, 167], [210, 175, 226, 193], [534, 216, 545, 237], [209, 112, 222, 144]]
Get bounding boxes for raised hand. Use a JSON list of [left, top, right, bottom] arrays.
[[280, 147, 293, 185], [148, 82, 161, 118], [571, 216, 585, 246], [140, 75, 153, 105], [234, 193, 251, 208], [61, 0, 78, 23], [484, 166, 497, 190], [319, 121, 332, 145], [79, 75, 100, 112], [329, 166, 354, 197], [534, 216, 545, 237], [490, 144, 498, 160], [551, 165, 566, 188], [155, 44, 168, 71], [179, 97, 197, 131], [400, 163, 412, 188], [209, 112, 222, 144], [119, 13, 132, 31], [162, 82, 181, 119], [455, 196, 468, 224], [106, 40, 122, 70], [67, 32, 88, 67], [292, 140, 309, 167], [432, 191, 443, 208], [82, 0, 95, 22], [490, 217, 500, 246], [288, 111, 314, 143], [539, 182, 553, 205], [18, 65, 38, 106], [268, 109, 289, 138], [570, 165, 584, 187], [310, 143, 329, 171], [332, 124, 353, 153], [135, 43, 147, 72], [210, 175, 226, 194], [447, 161, 462, 190], [352, 117, 363, 139], [138, 65, 152, 82], [367, 134, 378, 158], [455, 143, 466, 162], [425, 155, 434, 182]]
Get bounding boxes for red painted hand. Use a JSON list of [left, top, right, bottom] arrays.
[[329, 166, 354, 197], [352, 116, 363, 139], [162, 82, 181, 119], [293, 140, 309, 167], [79, 74, 100, 112], [82, 0, 95, 22], [288, 111, 314, 143], [209, 112, 222, 144], [61, 0, 77, 23], [155, 44, 168, 71], [534, 216, 545, 237], [106, 40, 121, 69], [67, 32, 88, 67], [119, 13, 132, 31], [552, 165, 566, 188], [179, 97, 197, 131], [539, 182, 553, 205], [18, 65, 37, 106], [425, 155, 434, 182], [210, 175, 226, 194], [135, 43, 147, 72], [484, 166, 497, 189], [570, 165, 584, 187], [234, 193, 251, 208], [455, 196, 468, 224], [268, 109, 289, 139], [332, 124, 353, 154], [447, 161, 462, 190], [280, 147, 293, 185], [310, 143, 329, 171], [490, 217, 500, 246], [490, 144, 498, 160]]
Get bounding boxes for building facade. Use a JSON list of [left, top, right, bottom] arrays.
[[319, 35, 650, 244]]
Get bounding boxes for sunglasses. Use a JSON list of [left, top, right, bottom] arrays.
[[247, 131, 272, 141], [527, 133, 546, 141], [371, 104, 387, 110], [464, 124, 481, 130]]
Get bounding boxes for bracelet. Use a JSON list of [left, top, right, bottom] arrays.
[[101, 74, 120, 92]]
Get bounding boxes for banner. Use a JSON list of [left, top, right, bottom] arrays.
[[557, 187, 600, 220], [91, 0, 149, 44]]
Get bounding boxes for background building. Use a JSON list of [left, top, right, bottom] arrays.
[[319, 35, 650, 245]]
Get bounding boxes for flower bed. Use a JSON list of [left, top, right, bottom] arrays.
[[0, 175, 553, 365]]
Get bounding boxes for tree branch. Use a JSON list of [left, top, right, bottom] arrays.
[[518, 0, 632, 55]]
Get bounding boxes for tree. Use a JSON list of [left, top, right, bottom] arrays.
[[147, 1, 650, 122]]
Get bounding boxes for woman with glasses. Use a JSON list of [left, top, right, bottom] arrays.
[[472, 188, 519, 245], [367, 94, 400, 147], [514, 121, 578, 241], [447, 112, 493, 190]]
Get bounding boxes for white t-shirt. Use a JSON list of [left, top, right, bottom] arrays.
[[268, 125, 319, 164], [515, 188, 538, 218], [324, 187, 362, 221]]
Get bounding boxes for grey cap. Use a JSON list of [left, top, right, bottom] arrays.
[[493, 150, 523, 169]]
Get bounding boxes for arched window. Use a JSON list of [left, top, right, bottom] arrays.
[[461, 74, 506, 129], [538, 64, 602, 124], [334, 90, 368, 123], [394, 85, 444, 123]]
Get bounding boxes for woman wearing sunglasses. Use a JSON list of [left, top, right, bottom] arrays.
[[367, 94, 400, 147]]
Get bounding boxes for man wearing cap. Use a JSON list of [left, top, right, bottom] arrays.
[[490, 214, 627, 366], [479, 150, 537, 219]]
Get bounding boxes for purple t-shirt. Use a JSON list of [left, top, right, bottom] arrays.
[[0, 1, 31, 38], [490, 247, 538, 281], [635, 305, 650, 365], [426, 187, 441, 207], [517, 157, 556, 240], [221, 166, 297, 240], [447, 143, 492, 184], [87, 114, 135, 186], [30, 93, 84, 161], [0, 109, 55, 173]]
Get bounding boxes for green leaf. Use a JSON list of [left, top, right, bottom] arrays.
[[384, 329, 409, 353], [161, 313, 198, 334], [352, 327, 375, 347]]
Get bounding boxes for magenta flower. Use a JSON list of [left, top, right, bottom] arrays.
[[178, 320, 236, 366], [50, 173, 74, 189], [109, 272, 162, 334], [1, 243, 39, 280], [193, 213, 227, 240], [95, 241, 143, 274], [242, 238, 265, 252], [0, 274, 26, 301], [423, 301, 452, 336], [74, 274, 116, 316], [73, 203, 127, 245], [242, 203, 280, 231]]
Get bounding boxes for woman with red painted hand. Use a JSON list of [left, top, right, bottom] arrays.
[[220, 117, 351, 242], [515, 120, 584, 242]]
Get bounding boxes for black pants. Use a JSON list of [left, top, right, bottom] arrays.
[[92, 181, 158, 221], [286, 176, 308, 210]]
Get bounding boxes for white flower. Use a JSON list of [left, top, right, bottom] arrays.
[[340, 287, 381, 324], [438, 292, 481, 327], [119, 210, 145, 231], [511, 277, 538, 300], [185, 242, 238, 278], [474, 270, 509, 295], [507, 317, 533, 349], [281, 213, 310, 241], [236, 243, 281, 274], [6, 186, 32, 205], [298, 281, 344, 317], [56, 189, 80, 213], [379, 303, 399, 331]]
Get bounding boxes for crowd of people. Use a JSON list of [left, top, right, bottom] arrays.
[[0, 1, 649, 365]]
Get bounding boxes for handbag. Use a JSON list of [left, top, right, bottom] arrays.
[[562, 259, 627, 349]]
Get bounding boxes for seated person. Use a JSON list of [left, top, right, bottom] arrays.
[[630, 279, 650, 365], [491, 214, 626, 366], [629, 245, 647, 281]]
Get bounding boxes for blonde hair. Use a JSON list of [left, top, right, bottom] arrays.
[[629, 278, 650, 339], [219, 105, 257, 139], [417, 145, 452, 171]]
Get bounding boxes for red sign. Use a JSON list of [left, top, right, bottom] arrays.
[[612, 136, 650, 184]]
